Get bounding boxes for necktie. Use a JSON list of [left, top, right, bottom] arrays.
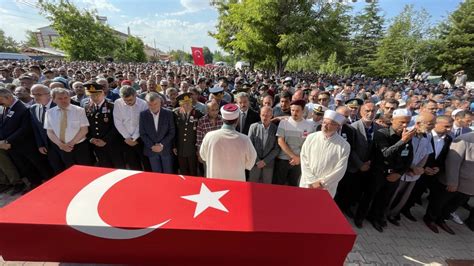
[[1, 107, 9, 123], [455, 128, 461, 137], [240, 112, 246, 133], [59, 108, 68, 143], [41, 105, 46, 125]]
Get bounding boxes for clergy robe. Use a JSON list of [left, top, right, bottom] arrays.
[[200, 124, 257, 182], [299, 131, 350, 198]]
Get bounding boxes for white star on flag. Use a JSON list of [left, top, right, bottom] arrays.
[[181, 183, 229, 218]]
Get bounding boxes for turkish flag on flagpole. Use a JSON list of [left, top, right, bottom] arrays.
[[191, 47, 205, 66]]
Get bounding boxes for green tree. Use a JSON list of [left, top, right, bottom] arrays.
[[438, 0, 474, 78], [347, 1, 384, 75], [169, 50, 193, 64], [211, 0, 350, 74], [319, 52, 342, 75], [212, 50, 235, 66], [25, 30, 40, 47], [114, 36, 147, 62], [370, 5, 432, 78], [0, 29, 19, 52], [203, 46, 213, 64], [38, 0, 119, 60]]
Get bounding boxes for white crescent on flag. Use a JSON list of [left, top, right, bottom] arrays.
[[65, 169, 231, 239], [66, 169, 171, 239], [194, 50, 202, 58]]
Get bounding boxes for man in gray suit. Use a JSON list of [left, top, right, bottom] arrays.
[[248, 106, 280, 184], [351, 103, 381, 228], [424, 132, 474, 234]]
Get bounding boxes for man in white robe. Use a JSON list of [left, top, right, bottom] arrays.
[[299, 110, 350, 197], [200, 103, 257, 182]]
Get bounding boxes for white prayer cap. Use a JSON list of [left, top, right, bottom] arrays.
[[392, 108, 412, 118], [323, 110, 346, 125], [220, 103, 240, 120], [451, 108, 464, 117]]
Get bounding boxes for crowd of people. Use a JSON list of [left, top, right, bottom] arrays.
[[0, 60, 473, 235]]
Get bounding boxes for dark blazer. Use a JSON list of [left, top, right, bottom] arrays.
[[247, 121, 280, 166], [350, 120, 381, 172], [425, 133, 452, 171], [372, 127, 414, 177], [139, 108, 175, 157], [0, 100, 35, 150], [237, 108, 259, 135], [30, 102, 56, 148], [449, 127, 472, 138]]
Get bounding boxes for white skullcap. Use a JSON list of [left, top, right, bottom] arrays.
[[323, 110, 346, 125], [451, 109, 464, 117], [220, 103, 240, 120], [392, 108, 412, 118]]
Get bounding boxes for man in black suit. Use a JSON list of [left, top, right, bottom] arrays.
[[140, 92, 176, 173], [0, 88, 52, 193], [402, 115, 453, 220], [351, 103, 381, 228], [235, 92, 259, 135], [30, 84, 65, 175], [368, 109, 415, 232]]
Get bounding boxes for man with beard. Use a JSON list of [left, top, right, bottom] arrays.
[[299, 109, 350, 197], [352, 103, 382, 228]]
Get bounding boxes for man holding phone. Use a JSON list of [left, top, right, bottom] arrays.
[[368, 109, 415, 232]]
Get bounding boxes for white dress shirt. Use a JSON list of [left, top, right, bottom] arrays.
[[44, 104, 89, 143], [431, 130, 446, 159], [35, 99, 53, 122], [151, 110, 160, 131], [113, 97, 148, 140]]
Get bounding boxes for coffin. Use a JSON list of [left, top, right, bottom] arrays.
[[0, 166, 356, 265]]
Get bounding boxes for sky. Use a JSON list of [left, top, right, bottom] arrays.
[[0, 0, 465, 54]]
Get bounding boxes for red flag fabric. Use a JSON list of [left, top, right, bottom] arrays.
[[191, 47, 205, 66]]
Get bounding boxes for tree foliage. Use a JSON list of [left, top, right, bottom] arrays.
[[25, 30, 40, 47], [370, 5, 432, 78], [169, 49, 193, 64], [203, 46, 213, 64], [347, 1, 384, 75], [38, 0, 120, 60], [211, 0, 349, 74], [0, 29, 19, 52], [438, 0, 474, 78], [114, 36, 147, 62]]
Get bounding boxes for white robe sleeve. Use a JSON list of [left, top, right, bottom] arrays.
[[245, 137, 257, 170], [199, 135, 209, 162], [320, 145, 350, 190], [299, 136, 318, 188]]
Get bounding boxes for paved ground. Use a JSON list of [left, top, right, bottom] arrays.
[[1, 191, 473, 265]]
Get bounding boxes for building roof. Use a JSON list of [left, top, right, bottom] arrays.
[[0, 53, 31, 60], [22, 47, 66, 57]]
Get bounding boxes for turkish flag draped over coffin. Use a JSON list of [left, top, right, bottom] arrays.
[[0, 166, 356, 265], [191, 47, 205, 66]]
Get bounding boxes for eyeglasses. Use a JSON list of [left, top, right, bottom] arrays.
[[31, 93, 49, 97]]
